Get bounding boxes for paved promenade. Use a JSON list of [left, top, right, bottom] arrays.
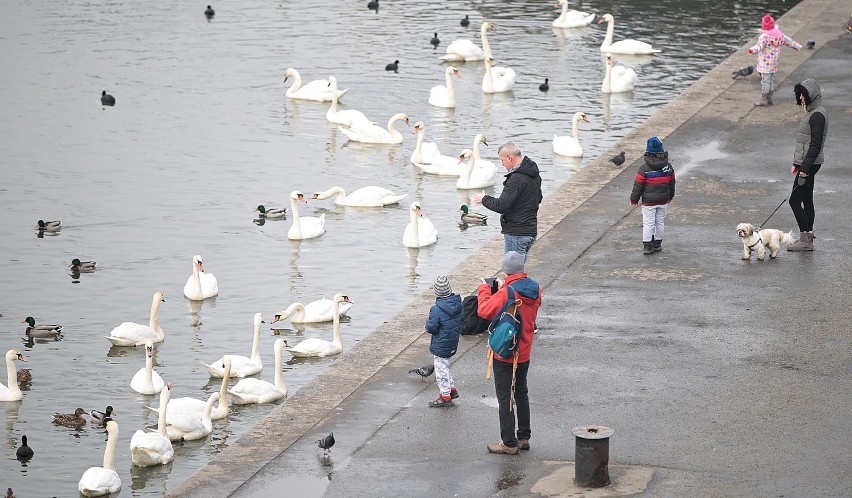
[[170, 0, 852, 496]]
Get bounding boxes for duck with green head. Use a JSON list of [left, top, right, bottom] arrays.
[[255, 205, 286, 218], [22, 317, 62, 338], [459, 204, 488, 224], [70, 259, 96, 272], [35, 220, 61, 231], [91, 406, 117, 426]]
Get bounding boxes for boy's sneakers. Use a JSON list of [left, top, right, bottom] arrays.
[[428, 395, 453, 407], [450, 388, 459, 399], [487, 442, 519, 455]]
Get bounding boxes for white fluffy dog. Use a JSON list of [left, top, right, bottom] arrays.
[[736, 223, 794, 260]]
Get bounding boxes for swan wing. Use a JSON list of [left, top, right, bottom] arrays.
[[441, 39, 484, 61], [228, 378, 282, 404], [79, 467, 121, 496], [428, 85, 454, 108], [328, 109, 369, 126], [611, 66, 638, 92], [131, 430, 174, 466], [553, 135, 583, 157], [554, 10, 595, 28], [289, 78, 347, 102], [107, 322, 157, 346], [199, 272, 218, 298], [417, 217, 439, 246], [341, 186, 406, 206], [604, 39, 660, 54], [339, 121, 393, 143], [288, 338, 339, 357], [414, 154, 463, 176]]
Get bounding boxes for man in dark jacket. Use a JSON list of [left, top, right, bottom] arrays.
[[630, 137, 675, 254], [787, 78, 827, 251], [425, 275, 463, 407], [474, 143, 543, 260]]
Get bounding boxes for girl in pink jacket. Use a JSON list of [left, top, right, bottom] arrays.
[[748, 14, 801, 107]]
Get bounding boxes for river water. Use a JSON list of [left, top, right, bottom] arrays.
[[0, 0, 799, 495]]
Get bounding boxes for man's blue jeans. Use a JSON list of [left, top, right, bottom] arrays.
[[504, 235, 536, 260]]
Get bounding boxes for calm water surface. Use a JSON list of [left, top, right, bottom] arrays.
[[0, 0, 798, 495]]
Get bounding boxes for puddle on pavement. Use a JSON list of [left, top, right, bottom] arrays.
[[679, 140, 728, 176]]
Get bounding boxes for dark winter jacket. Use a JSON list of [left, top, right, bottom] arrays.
[[477, 274, 542, 364], [425, 294, 462, 358], [630, 152, 675, 206], [793, 79, 827, 173], [481, 156, 543, 237]]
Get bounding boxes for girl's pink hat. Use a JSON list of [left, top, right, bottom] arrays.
[[762, 14, 775, 31]]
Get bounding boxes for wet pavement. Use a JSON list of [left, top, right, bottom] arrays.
[[169, 0, 852, 496]]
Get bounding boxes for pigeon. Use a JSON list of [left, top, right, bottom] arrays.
[[385, 60, 399, 73], [731, 65, 754, 79], [539, 78, 549, 92], [408, 364, 435, 381], [430, 33, 440, 48], [100, 91, 115, 106], [461, 15, 470, 27], [806, 39, 815, 49], [204, 5, 214, 18], [367, 0, 378, 11], [610, 151, 625, 166], [316, 432, 335, 456]]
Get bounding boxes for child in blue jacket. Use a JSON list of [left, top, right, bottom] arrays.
[[426, 275, 463, 407]]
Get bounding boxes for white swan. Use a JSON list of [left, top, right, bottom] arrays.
[[203, 314, 263, 378], [326, 75, 369, 126], [428, 66, 461, 108], [440, 22, 491, 61], [402, 201, 439, 248], [183, 255, 219, 300], [106, 291, 166, 346], [410, 123, 461, 176], [288, 190, 326, 240], [554, 111, 590, 157], [338, 112, 410, 144], [597, 13, 661, 55], [288, 294, 353, 358], [482, 58, 516, 93], [272, 296, 354, 324], [601, 53, 637, 93], [165, 392, 218, 442], [130, 384, 174, 467], [228, 339, 288, 404], [0, 350, 27, 402], [311, 185, 407, 207], [151, 357, 230, 422], [78, 420, 121, 497], [553, 0, 596, 28], [130, 340, 165, 395], [283, 68, 348, 102], [409, 121, 440, 165], [457, 134, 498, 189]]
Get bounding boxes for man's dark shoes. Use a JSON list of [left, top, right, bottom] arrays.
[[429, 396, 453, 407]]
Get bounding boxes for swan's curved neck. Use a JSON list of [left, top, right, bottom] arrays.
[[285, 71, 302, 97], [156, 391, 169, 436], [331, 302, 343, 348], [289, 196, 302, 236], [572, 116, 582, 143], [413, 128, 425, 162], [250, 321, 262, 360], [203, 395, 216, 422], [602, 61, 612, 93], [217, 363, 230, 411], [5, 357, 21, 398], [462, 151, 475, 185], [482, 58, 493, 87], [444, 70, 456, 99], [328, 82, 339, 114], [144, 353, 155, 391], [480, 25, 493, 59], [273, 345, 285, 390], [560, 2, 568, 18], [603, 18, 614, 47], [103, 426, 119, 470], [409, 208, 420, 245], [387, 117, 403, 142], [149, 297, 163, 335]]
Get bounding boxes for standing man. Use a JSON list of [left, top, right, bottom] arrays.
[[477, 251, 542, 455], [787, 78, 828, 251], [474, 142, 543, 261]]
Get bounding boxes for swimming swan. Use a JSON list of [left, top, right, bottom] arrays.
[[601, 52, 637, 93], [1, 350, 27, 401], [228, 339, 288, 404], [78, 420, 121, 496], [553, 111, 590, 157], [106, 291, 166, 346], [164, 392, 218, 442], [553, 0, 595, 28], [183, 255, 218, 300], [440, 21, 492, 61], [203, 314, 263, 378], [153, 356, 230, 423], [272, 296, 354, 324], [311, 185, 406, 207], [597, 13, 661, 55], [326, 75, 369, 126], [338, 112, 410, 144], [411, 123, 462, 176], [288, 294, 353, 358], [130, 340, 165, 395], [403, 201, 439, 248], [428, 66, 461, 108], [130, 384, 174, 467], [456, 134, 498, 189], [288, 190, 326, 240], [284, 68, 348, 102]]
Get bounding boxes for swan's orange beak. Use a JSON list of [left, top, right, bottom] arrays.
[[17, 353, 27, 362], [553, 1, 560, 7], [453, 70, 461, 78], [582, 115, 590, 123], [199, 262, 205, 272], [597, 18, 606, 24]]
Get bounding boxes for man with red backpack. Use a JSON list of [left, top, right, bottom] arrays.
[[477, 251, 542, 455]]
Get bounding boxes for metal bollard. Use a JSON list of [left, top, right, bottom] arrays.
[[572, 425, 614, 488]]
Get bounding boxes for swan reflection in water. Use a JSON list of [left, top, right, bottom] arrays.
[[130, 460, 173, 492], [601, 91, 635, 132], [188, 298, 204, 332], [407, 247, 421, 286]]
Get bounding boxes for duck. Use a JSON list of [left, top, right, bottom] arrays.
[[326, 75, 369, 126], [428, 66, 461, 108], [553, 111, 590, 157], [131, 384, 174, 467], [288, 190, 326, 240], [459, 204, 488, 224], [272, 296, 354, 324], [16, 369, 32, 383], [53, 407, 87, 427], [430, 33, 440, 48], [552, 0, 596, 28], [69, 259, 96, 272], [100, 91, 115, 106], [461, 15, 470, 27], [15, 435, 33, 460], [228, 339, 288, 404], [311, 185, 406, 207], [338, 112, 410, 144], [601, 52, 637, 93], [482, 57, 516, 94], [106, 291, 166, 346], [78, 420, 121, 497], [204, 5, 214, 18], [440, 21, 491, 62], [22, 317, 63, 338], [283, 68, 348, 102], [402, 201, 439, 248], [1, 350, 27, 401], [255, 205, 286, 218], [597, 13, 661, 55], [385, 60, 399, 72], [288, 294, 352, 358], [130, 339, 165, 395], [539, 78, 550, 92], [164, 392, 218, 442], [203, 315, 262, 378], [35, 220, 61, 231], [456, 134, 498, 189], [183, 255, 218, 300], [91, 406, 116, 427]]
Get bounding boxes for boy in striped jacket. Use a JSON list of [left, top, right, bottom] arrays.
[[630, 137, 676, 255]]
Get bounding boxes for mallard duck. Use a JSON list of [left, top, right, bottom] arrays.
[[16, 369, 32, 383], [69, 259, 96, 272], [22, 317, 62, 338], [35, 220, 61, 231], [91, 406, 117, 426], [53, 408, 87, 426], [459, 205, 488, 224], [255, 205, 286, 218]]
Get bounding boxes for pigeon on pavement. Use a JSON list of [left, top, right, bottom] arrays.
[[408, 364, 435, 381], [610, 151, 625, 166], [732, 65, 754, 79], [316, 433, 335, 457]]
